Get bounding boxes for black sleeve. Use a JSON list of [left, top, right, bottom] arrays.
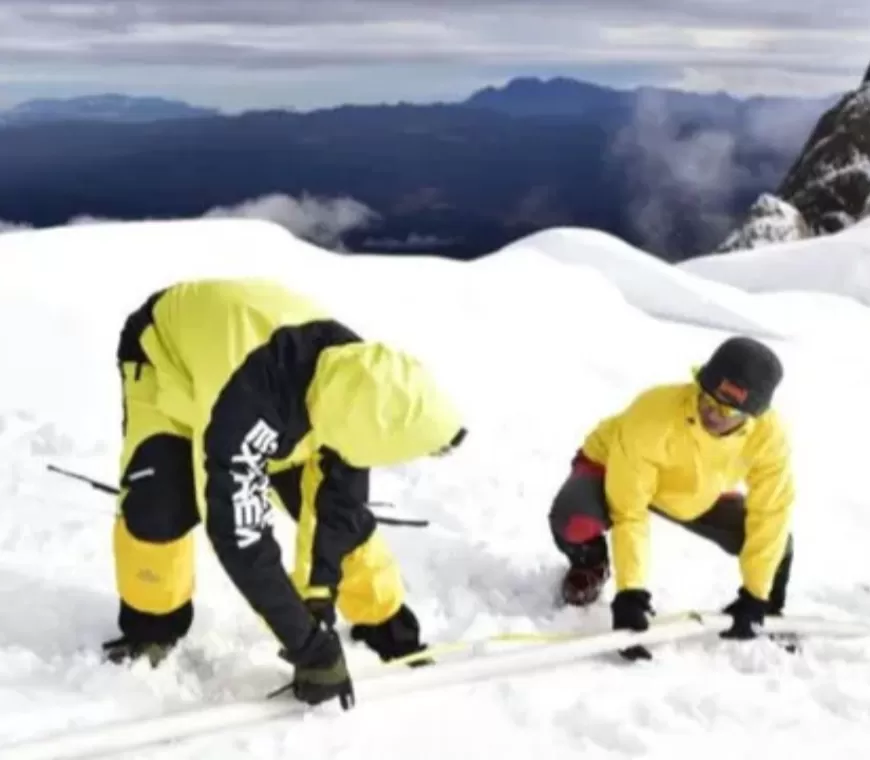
[[307, 447, 377, 591], [202, 394, 315, 657]]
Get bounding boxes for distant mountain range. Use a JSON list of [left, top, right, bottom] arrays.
[[0, 80, 835, 126], [0, 94, 220, 125], [0, 77, 840, 260]]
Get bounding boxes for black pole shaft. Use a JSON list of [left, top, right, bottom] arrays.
[[46, 463, 120, 494], [46, 464, 427, 528]]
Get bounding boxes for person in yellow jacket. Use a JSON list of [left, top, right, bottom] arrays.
[[548, 336, 795, 659], [101, 277, 467, 710]]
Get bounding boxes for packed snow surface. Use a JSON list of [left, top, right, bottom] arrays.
[[2, 218, 870, 758]]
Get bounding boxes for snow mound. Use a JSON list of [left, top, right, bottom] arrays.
[[492, 227, 788, 337], [679, 223, 870, 307], [2, 217, 870, 758]]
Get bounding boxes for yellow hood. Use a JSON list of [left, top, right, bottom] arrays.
[[306, 341, 465, 468]]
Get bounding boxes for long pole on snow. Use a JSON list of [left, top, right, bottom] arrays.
[[4, 610, 870, 760], [46, 463, 429, 528]]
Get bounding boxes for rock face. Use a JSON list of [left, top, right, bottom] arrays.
[[712, 63, 870, 252], [715, 193, 810, 252]]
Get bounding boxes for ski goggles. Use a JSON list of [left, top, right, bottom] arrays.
[[699, 390, 747, 419]]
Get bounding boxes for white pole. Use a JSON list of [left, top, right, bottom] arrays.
[[2, 611, 868, 760]]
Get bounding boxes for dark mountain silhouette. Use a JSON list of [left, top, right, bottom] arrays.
[[464, 76, 833, 128], [463, 76, 630, 118], [0, 77, 841, 261], [715, 64, 870, 252]]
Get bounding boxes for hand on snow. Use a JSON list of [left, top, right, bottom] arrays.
[[274, 626, 355, 711], [611, 589, 655, 662], [720, 587, 767, 640], [612, 589, 654, 630]]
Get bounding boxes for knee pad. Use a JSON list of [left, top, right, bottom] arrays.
[[121, 434, 199, 543], [560, 514, 606, 544]]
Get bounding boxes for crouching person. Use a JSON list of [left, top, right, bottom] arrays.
[[547, 336, 796, 658]]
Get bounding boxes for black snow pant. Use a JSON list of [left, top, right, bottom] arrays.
[[548, 451, 793, 613]]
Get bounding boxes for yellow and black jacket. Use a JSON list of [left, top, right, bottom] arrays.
[[116, 277, 464, 652], [581, 381, 795, 601]]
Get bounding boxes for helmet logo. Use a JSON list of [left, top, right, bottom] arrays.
[[716, 379, 748, 405]]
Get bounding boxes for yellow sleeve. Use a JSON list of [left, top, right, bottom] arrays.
[[741, 415, 796, 600], [603, 417, 659, 592], [289, 449, 376, 602]]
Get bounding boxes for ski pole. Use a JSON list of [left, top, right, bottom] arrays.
[[368, 515, 429, 528], [46, 464, 428, 528], [46, 464, 120, 495]]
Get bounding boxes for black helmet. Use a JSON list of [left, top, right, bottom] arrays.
[[696, 336, 783, 416]]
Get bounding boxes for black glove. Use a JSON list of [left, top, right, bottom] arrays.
[[721, 587, 767, 640], [611, 589, 655, 661], [305, 597, 337, 630], [273, 626, 355, 710]]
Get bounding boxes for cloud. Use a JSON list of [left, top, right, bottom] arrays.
[[611, 88, 758, 258], [362, 233, 460, 251], [8, 1, 870, 31], [202, 193, 379, 249], [0, 220, 31, 233], [0, 193, 379, 250], [0, 2, 868, 98]]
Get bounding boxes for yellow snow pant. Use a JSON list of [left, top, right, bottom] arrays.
[[113, 359, 405, 641]]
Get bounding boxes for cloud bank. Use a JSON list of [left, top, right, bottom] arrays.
[[0, 193, 379, 250], [0, 1, 867, 100]]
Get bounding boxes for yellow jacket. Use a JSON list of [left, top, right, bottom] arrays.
[[136, 278, 464, 472], [581, 381, 794, 601], [122, 278, 464, 652]]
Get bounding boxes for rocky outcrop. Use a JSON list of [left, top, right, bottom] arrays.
[[712, 63, 870, 252], [777, 88, 870, 233], [715, 193, 810, 252]]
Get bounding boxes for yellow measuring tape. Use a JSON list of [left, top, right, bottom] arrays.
[[383, 630, 578, 668], [376, 610, 707, 669]]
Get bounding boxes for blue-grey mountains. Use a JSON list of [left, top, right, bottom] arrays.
[[0, 93, 219, 125], [0, 78, 846, 260]]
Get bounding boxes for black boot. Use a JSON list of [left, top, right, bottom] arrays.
[[102, 600, 192, 667], [102, 636, 180, 667], [557, 534, 610, 607], [350, 604, 432, 667]]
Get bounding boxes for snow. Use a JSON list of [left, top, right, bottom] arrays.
[[2, 216, 870, 758], [679, 222, 870, 319]]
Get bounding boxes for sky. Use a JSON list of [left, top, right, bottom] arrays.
[[0, 1, 868, 112]]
